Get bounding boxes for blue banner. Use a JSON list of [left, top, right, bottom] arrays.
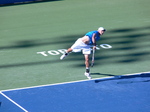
[[0, 0, 37, 5]]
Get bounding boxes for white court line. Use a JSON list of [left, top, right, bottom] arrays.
[[0, 92, 28, 112], [1, 71, 150, 93]]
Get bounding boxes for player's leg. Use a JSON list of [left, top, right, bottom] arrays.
[[83, 53, 92, 79], [67, 48, 73, 53], [60, 38, 82, 60], [84, 54, 90, 72], [82, 47, 92, 79]]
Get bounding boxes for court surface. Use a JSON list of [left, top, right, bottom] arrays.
[[0, 0, 150, 111], [0, 72, 150, 112]]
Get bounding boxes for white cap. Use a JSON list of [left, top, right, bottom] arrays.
[[98, 27, 106, 31]]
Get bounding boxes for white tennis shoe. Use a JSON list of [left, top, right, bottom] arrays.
[[84, 72, 92, 79], [60, 53, 68, 60]]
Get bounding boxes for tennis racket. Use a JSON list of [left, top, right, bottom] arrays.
[[91, 49, 95, 67]]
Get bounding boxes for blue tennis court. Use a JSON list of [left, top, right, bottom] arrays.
[[0, 72, 150, 112]]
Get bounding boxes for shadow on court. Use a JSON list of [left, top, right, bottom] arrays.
[[0, 26, 150, 69], [0, 34, 80, 50], [94, 72, 150, 83]]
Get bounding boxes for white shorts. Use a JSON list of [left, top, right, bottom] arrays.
[[71, 38, 91, 54]]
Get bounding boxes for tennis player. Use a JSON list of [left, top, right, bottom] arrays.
[[60, 27, 106, 79]]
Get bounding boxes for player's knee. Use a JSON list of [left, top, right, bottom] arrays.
[[85, 58, 89, 63]]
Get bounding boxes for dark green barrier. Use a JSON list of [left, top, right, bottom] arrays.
[[0, 0, 36, 4], [0, 0, 60, 5]]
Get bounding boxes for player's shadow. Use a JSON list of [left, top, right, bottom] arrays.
[[90, 73, 115, 77], [94, 72, 150, 83]]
